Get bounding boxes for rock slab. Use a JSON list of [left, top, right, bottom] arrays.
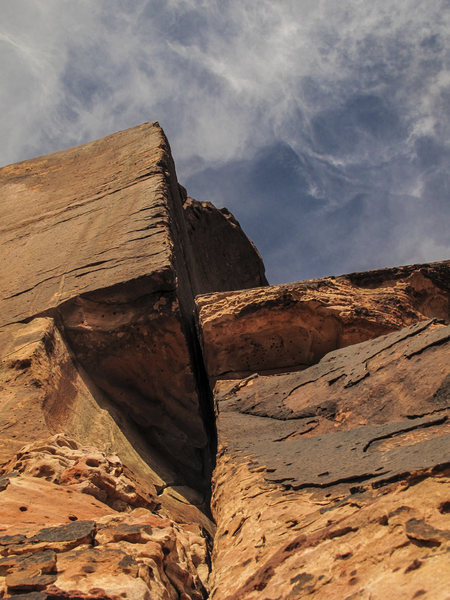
[[0, 122, 267, 599], [196, 260, 450, 380], [210, 320, 450, 599]]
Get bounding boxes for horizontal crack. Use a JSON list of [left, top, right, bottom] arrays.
[[363, 415, 448, 452]]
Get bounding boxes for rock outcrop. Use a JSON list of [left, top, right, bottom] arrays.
[[1, 123, 449, 599], [202, 274, 450, 599], [0, 121, 267, 498], [196, 261, 450, 380], [0, 122, 265, 598], [183, 196, 267, 294]]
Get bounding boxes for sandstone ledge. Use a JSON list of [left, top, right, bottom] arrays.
[[1, 123, 449, 599], [196, 260, 450, 380]]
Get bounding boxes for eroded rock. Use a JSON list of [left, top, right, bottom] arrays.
[[0, 474, 209, 599], [1, 122, 449, 599], [0, 122, 266, 501], [1, 435, 160, 513], [210, 322, 450, 599], [196, 260, 450, 380]]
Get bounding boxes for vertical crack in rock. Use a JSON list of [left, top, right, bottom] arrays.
[[0, 122, 268, 598]]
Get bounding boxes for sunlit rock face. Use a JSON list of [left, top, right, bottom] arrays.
[[0, 122, 267, 500], [0, 123, 449, 599], [206, 300, 450, 600], [196, 261, 450, 381], [0, 122, 266, 599]]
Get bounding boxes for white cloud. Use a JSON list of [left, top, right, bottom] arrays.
[[1, 1, 449, 166], [1, 0, 449, 282]]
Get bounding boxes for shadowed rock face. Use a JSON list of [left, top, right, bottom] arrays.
[[183, 196, 268, 294], [0, 123, 266, 598], [1, 123, 449, 599], [0, 122, 267, 501]]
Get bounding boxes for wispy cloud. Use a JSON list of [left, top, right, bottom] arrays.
[[1, 0, 449, 282]]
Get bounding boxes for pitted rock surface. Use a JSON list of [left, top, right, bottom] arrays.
[[0, 470, 210, 599], [196, 260, 450, 380], [210, 321, 450, 598]]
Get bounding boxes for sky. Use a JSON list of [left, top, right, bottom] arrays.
[[1, 1, 449, 284]]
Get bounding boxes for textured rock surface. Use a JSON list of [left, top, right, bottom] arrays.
[[196, 260, 450, 380], [0, 122, 265, 499], [0, 122, 209, 498], [183, 196, 267, 294], [210, 321, 450, 599], [0, 123, 268, 599], [0, 467, 209, 599], [1, 123, 449, 599]]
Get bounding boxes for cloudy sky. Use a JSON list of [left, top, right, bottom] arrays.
[[1, 1, 449, 284]]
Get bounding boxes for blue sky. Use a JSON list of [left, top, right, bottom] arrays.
[[1, 1, 449, 284]]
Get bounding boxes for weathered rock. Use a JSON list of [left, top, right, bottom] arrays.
[[0, 318, 211, 528], [196, 260, 450, 380], [1, 434, 159, 513], [0, 123, 203, 502], [1, 122, 449, 599], [0, 472, 209, 599], [183, 196, 267, 293], [0, 123, 269, 599], [0, 122, 266, 501], [209, 321, 450, 599], [211, 459, 450, 600]]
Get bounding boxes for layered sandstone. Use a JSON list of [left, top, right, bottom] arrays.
[[0, 121, 266, 497], [0, 123, 266, 598], [196, 260, 450, 380], [0, 466, 209, 599], [1, 123, 449, 600], [210, 320, 450, 599]]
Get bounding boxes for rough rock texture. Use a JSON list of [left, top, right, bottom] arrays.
[[183, 196, 267, 294], [0, 122, 266, 498], [196, 260, 450, 380], [0, 123, 266, 599], [1, 122, 207, 501], [210, 321, 450, 599], [0, 468, 209, 599], [1, 123, 449, 599]]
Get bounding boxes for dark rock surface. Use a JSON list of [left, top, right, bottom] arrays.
[[210, 320, 450, 599], [183, 196, 267, 293], [214, 320, 450, 489]]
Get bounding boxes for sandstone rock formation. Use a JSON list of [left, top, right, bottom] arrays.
[[183, 196, 267, 294], [0, 123, 265, 598], [196, 261, 450, 380], [0, 121, 266, 500], [1, 123, 449, 599], [199, 266, 450, 599]]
